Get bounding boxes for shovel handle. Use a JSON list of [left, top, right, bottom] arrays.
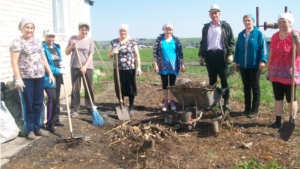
[[291, 31, 297, 117], [114, 53, 123, 105]]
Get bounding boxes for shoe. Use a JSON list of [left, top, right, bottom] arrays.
[[170, 100, 176, 111], [289, 117, 295, 124], [223, 100, 231, 111], [129, 110, 134, 116], [71, 112, 79, 118], [247, 111, 258, 118], [162, 100, 169, 112], [241, 110, 249, 116], [35, 129, 49, 137], [55, 121, 64, 127], [27, 131, 36, 140], [268, 122, 282, 129], [47, 125, 56, 133]]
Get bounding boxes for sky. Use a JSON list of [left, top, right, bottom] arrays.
[[90, 0, 300, 41]]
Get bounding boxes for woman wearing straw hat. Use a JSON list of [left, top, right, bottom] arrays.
[[65, 22, 95, 118], [267, 12, 300, 128], [153, 23, 185, 112], [10, 17, 55, 140], [108, 24, 142, 116], [233, 14, 268, 118], [42, 29, 66, 133]]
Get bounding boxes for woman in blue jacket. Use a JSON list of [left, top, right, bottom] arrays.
[[233, 14, 268, 118], [42, 29, 65, 133]]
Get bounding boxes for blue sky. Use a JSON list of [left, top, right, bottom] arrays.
[[90, 0, 300, 41]]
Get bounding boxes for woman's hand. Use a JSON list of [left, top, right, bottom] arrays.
[[154, 63, 159, 73], [233, 63, 238, 71], [71, 40, 77, 49], [181, 64, 185, 72], [259, 62, 265, 69], [80, 65, 87, 74]]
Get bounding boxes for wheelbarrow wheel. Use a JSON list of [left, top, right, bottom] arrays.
[[182, 108, 196, 131]]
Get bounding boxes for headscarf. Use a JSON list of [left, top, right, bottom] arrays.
[[78, 22, 90, 30], [119, 24, 130, 39], [278, 12, 294, 23], [43, 29, 55, 37], [248, 14, 255, 22], [162, 23, 173, 31], [119, 24, 129, 31], [18, 17, 35, 31]]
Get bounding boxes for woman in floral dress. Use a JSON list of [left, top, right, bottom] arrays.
[[108, 24, 142, 116]]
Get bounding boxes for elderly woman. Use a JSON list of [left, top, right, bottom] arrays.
[[267, 12, 300, 128], [42, 29, 65, 133], [233, 14, 268, 118], [10, 18, 54, 140], [108, 24, 142, 116], [153, 23, 185, 112], [65, 22, 95, 118]]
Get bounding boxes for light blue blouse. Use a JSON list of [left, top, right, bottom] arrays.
[[158, 37, 179, 76]]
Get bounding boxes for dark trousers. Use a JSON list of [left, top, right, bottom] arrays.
[[160, 74, 176, 89], [45, 74, 62, 126], [71, 68, 94, 114], [240, 68, 261, 112], [205, 50, 229, 99], [22, 77, 44, 132]]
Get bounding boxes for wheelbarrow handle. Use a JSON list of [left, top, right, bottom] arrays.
[[221, 84, 238, 95]]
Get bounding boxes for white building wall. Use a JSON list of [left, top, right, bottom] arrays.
[[0, 0, 92, 83]]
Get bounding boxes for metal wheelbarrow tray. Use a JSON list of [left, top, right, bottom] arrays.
[[168, 86, 224, 131]]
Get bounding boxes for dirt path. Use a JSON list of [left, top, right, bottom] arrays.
[[2, 72, 300, 169]]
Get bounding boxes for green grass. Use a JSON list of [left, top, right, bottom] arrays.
[[92, 47, 300, 109], [93, 48, 199, 63], [232, 158, 284, 169]]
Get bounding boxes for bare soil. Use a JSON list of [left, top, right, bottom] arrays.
[[2, 72, 300, 169]]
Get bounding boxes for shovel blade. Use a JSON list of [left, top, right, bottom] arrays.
[[116, 106, 130, 120], [276, 122, 295, 141]]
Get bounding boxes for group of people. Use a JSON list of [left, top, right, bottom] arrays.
[[9, 3, 299, 140], [199, 4, 299, 129], [10, 18, 96, 140]]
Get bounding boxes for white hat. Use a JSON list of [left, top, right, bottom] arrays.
[[119, 24, 129, 31], [18, 17, 35, 31], [43, 29, 55, 37], [162, 23, 173, 31], [278, 12, 294, 23], [78, 22, 90, 30], [209, 4, 221, 12]]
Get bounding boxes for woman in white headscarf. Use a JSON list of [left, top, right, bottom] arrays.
[[267, 12, 300, 128], [10, 17, 55, 140], [153, 23, 185, 112], [108, 24, 142, 116]]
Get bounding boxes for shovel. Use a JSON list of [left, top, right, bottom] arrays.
[[114, 53, 130, 120], [276, 31, 298, 141]]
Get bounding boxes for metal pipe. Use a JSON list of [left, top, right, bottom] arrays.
[[256, 7, 259, 27]]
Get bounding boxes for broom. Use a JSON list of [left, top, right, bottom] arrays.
[[75, 45, 104, 126]]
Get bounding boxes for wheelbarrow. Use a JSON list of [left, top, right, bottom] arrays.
[[168, 85, 236, 131]]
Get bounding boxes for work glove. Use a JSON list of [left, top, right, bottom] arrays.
[[111, 47, 119, 56], [59, 68, 66, 75], [199, 56, 206, 66], [227, 55, 233, 64], [15, 78, 25, 92], [49, 74, 55, 85], [265, 71, 270, 81], [59, 61, 66, 68], [136, 67, 142, 76]]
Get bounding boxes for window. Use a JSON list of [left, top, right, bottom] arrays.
[[53, 0, 65, 33]]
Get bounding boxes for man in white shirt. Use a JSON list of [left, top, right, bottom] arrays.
[[198, 4, 235, 110]]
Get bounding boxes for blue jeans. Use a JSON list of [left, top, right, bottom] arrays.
[[23, 77, 44, 132]]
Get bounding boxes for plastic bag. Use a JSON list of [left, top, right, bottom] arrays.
[[0, 101, 20, 143]]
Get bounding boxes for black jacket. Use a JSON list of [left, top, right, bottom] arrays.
[[198, 21, 235, 62]]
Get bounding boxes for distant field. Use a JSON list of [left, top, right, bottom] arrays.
[[93, 48, 199, 62]]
